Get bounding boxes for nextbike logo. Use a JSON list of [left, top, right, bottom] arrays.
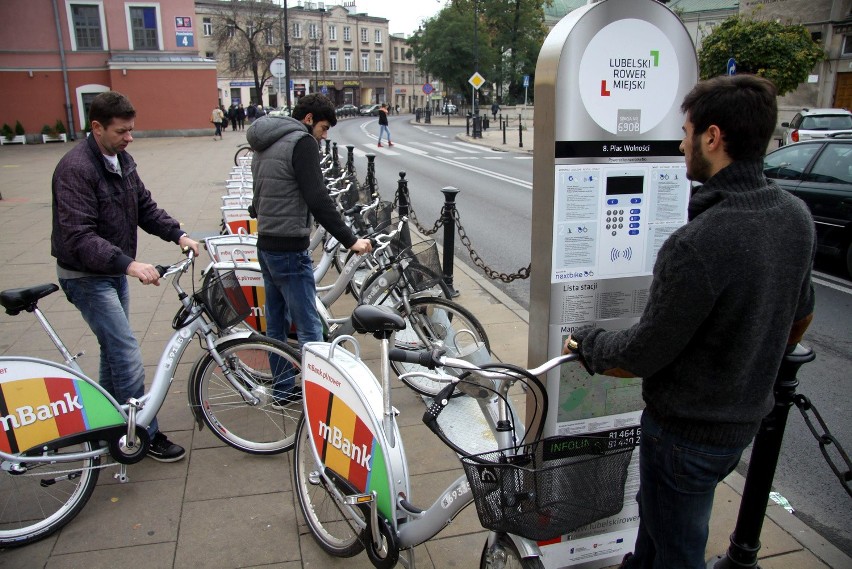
[[317, 419, 372, 470], [0, 392, 82, 432]]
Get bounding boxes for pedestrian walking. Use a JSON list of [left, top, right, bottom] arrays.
[[491, 102, 500, 120], [377, 103, 392, 147], [237, 104, 246, 130], [563, 75, 815, 569], [210, 105, 224, 140], [228, 104, 238, 131], [246, 101, 257, 124], [51, 91, 200, 463]]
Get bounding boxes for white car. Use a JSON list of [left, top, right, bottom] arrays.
[[781, 108, 852, 145]]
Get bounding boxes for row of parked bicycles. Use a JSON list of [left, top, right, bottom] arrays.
[[0, 144, 635, 568]]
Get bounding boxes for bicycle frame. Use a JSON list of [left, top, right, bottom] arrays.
[[0, 261, 263, 469]]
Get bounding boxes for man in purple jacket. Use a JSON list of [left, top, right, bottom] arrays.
[[51, 91, 199, 462]]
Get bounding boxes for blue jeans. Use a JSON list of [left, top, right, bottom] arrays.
[[258, 249, 321, 397], [626, 412, 746, 569], [378, 124, 391, 144], [59, 276, 158, 436]]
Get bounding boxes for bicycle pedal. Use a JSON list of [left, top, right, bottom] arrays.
[[343, 493, 374, 505]]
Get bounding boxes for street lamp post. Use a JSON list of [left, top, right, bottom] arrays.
[[473, 0, 478, 115], [282, 0, 292, 112]]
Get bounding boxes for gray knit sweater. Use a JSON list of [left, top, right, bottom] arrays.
[[573, 160, 815, 447]]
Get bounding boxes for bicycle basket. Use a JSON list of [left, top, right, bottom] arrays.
[[460, 436, 633, 541], [195, 269, 251, 329], [397, 240, 442, 292], [365, 200, 394, 233]]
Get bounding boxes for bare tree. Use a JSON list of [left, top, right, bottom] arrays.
[[207, 0, 284, 106]]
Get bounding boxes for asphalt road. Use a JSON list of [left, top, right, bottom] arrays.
[[329, 114, 852, 557]]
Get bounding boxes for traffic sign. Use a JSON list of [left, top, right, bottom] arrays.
[[321, 86, 328, 95], [727, 57, 737, 76], [271, 58, 287, 78], [422, 83, 434, 95], [468, 72, 486, 90], [523, 74, 530, 88]]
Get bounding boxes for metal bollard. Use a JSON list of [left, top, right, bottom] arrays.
[[331, 142, 340, 177], [707, 344, 816, 569], [365, 154, 377, 198], [502, 117, 507, 145], [396, 172, 412, 250], [324, 139, 331, 155], [425, 108, 431, 124], [345, 145, 355, 176], [440, 187, 460, 297], [519, 114, 523, 148], [466, 114, 471, 137]]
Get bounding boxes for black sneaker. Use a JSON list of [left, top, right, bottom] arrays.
[[147, 432, 186, 462], [272, 385, 302, 409]]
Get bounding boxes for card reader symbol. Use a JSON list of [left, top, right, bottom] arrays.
[[610, 247, 634, 263]]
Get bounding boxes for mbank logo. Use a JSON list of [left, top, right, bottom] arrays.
[[0, 392, 83, 432], [317, 420, 372, 470]]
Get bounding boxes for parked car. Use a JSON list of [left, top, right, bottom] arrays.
[[336, 104, 358, 117], [763, 136, 852, 276], [781, 108, 852, 146], [359, 104, 381, 116], [442, 103, 458, 115]]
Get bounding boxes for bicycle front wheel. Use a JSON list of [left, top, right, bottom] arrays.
[[393, 296, 491, 396], [0, 442, 101, 547], [293, 417, 365, 557], [191, 336, 302, 454], [480, 533, 545, 569]]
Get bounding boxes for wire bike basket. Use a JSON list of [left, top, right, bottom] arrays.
[[195, 269, 252, 329], [460, 435, 634, 541], [395, 238, 442, 293]]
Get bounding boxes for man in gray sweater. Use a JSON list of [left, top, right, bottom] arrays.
[[248, 94, 371, 407], [565, 75, 815, 569]]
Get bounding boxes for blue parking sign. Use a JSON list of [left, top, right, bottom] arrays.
[[523, 75, 530, 87]]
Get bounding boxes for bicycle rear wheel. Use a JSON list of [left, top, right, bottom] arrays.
[[191, 335, 302, 454], [293, 417, 365, 557], [392, 296, 491, 396], [234, 145, 253, 167], [0, 442, 101, 547], [480, 533, 545, 569]]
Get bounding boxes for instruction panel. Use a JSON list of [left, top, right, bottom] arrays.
[[551, 163, 687, 283]]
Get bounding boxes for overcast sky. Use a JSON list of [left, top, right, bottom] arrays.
[[345, 0, 445, 37]]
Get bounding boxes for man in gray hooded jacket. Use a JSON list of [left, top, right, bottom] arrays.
[[248, 94, 371, 407]]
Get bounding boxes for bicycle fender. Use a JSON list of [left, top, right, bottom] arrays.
[[506, 534, 543, 561], [0, 357, 125, 455]]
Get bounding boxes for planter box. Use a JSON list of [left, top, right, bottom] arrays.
[[0, 135, 26, 145], [42, 133, 67, 143]]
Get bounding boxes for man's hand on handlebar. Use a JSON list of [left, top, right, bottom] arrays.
[[178, 234, 200, 256], [128, 261, 162, 286], [350, 238, 373, 255]]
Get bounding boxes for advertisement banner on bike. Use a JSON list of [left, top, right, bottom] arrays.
[[221, 206, 257, 235], [302, 345, 408, 522], [529, 0, 697, 566], [0, 360, 125, 454]]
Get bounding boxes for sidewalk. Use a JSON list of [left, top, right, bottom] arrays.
[[0, 134, 848, 569]]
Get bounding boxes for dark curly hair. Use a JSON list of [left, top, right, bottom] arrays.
[[292, 93, 337, 126]]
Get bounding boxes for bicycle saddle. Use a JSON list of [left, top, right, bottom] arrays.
[[351, 304, 406, 336], [0, 283, 60, 315]]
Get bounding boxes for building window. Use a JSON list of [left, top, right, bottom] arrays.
[[329, 25, 337, 41], [229, 52, 238, 70], [266, 28, 275, 46], [202, 17, 213, 37], [374, 29, 382, 44], [329, 51, 338, 71], [246, 20, 255, 37], [129, 5, 159, 50], [361, 51, 369, 71], [293, 22, 302, 39], [226, 21, 235, 37], [361, 27, 368, 43], [309, 23, 318, 40], [310, 49, 320, 72], [69, 3, 104, 50], [375, 52, 383, 72], [344, 51, 352, 71], [844, 35, 852, 56], [343, 26, 351, 41], [407, 70, 412, 83], [205, 51, 214, 59], [393, 46, 398, 60], [292, 49, 303, 71]]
